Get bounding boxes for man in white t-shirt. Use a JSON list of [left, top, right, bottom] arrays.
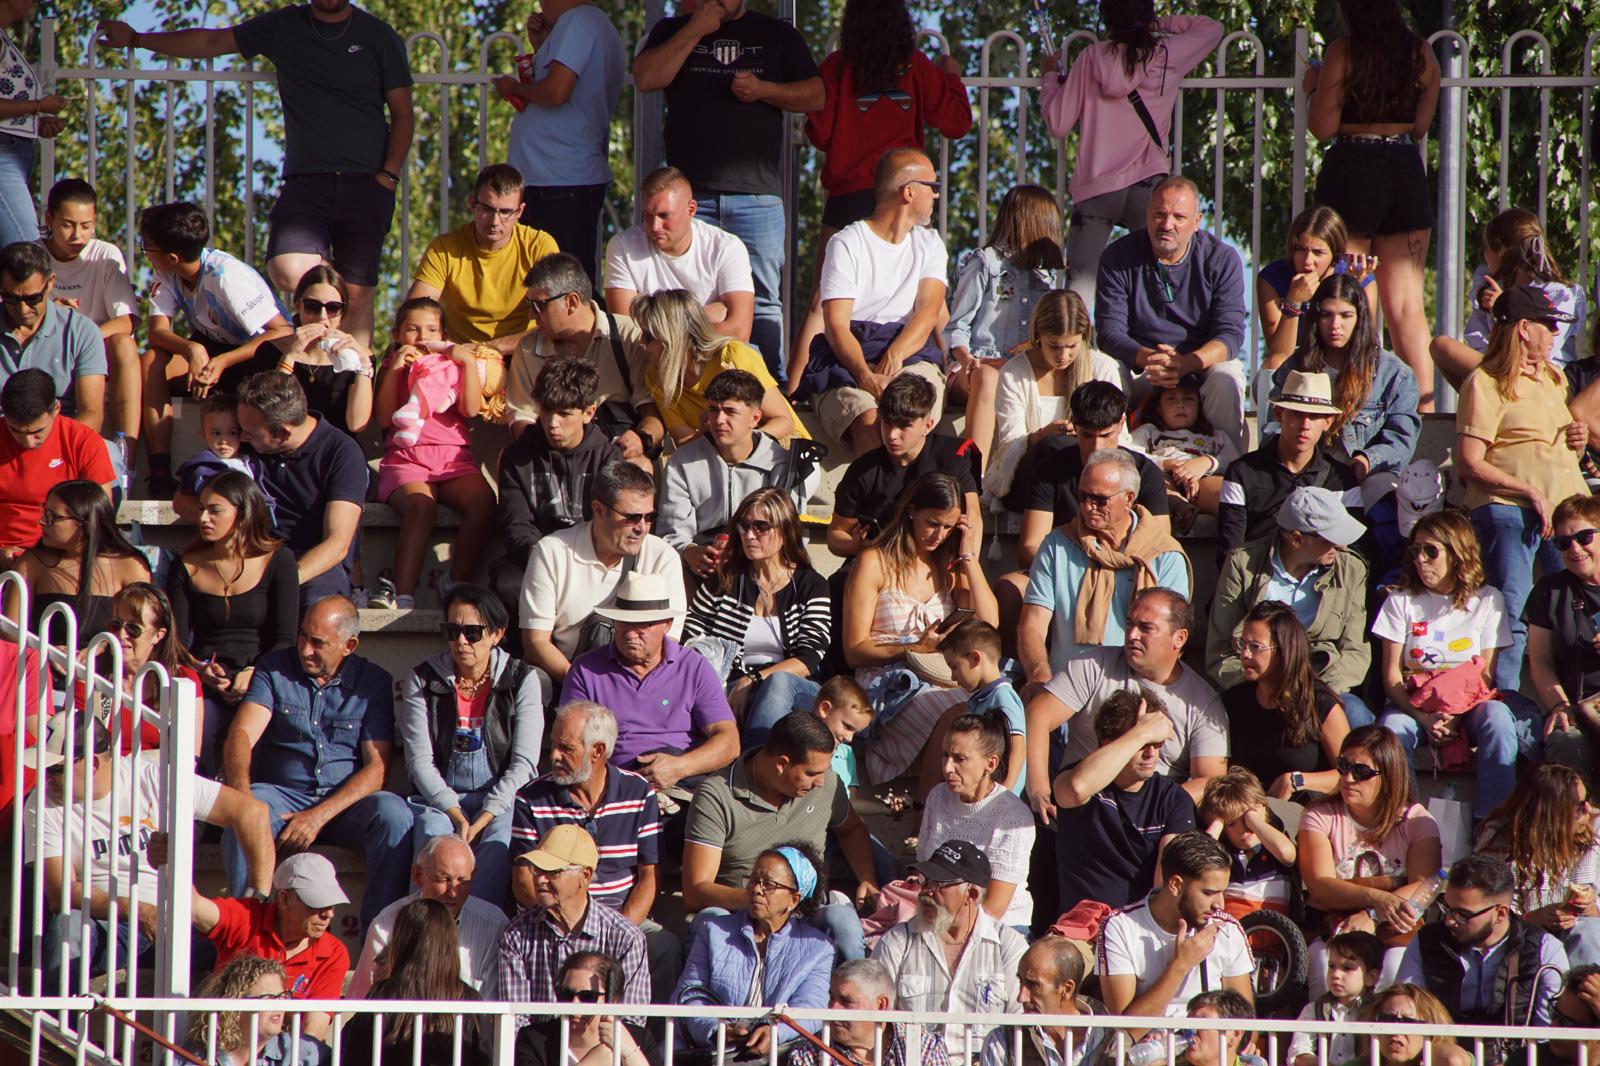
[[1098, 830, 1255, 1029], [39, 179, 141, 446], [25, 713, 276, 989], [1026, 588, 1227, 812], [799, 147, 949, 456], [603, 166, 754, 341], [520, 460, 686, 689]]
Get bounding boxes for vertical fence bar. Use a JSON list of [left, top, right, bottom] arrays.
[[1433, 32, 1468, 413], [38, 19, 55, 192], [1291, 27, 1308, 217]]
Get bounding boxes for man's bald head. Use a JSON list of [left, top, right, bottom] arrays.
[[297, 596, 360, 680], [873, 148, 936, 204], [414, 834, 476, 917], [306, 595, 360, 641]]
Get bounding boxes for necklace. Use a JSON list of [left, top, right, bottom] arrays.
[[308, 8, 354, 41], [455, 670, 491, 699]]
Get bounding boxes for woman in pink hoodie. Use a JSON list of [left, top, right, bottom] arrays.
[[1040, 0, 1222, 310]]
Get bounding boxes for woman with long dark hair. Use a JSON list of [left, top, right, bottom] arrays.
[[5, 479, 150, 643], [1269, 272, 1420, 489], [1041, 0, 1223, 308], [171, 470, 297, 772], [1374, 508, 1531, 818], [1298, 726, 1442, 995], [1475, 763, 1600, 966], [240, 263, 374, 435], [683, 489, 831, 734], [1306, 0, 1441, 408], [1222, 600, 1354, 802], [789, 0, 972, 386], [341, 898, 490, 1066]]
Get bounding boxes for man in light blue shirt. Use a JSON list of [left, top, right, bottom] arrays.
[[1018, 447, 1190, 683], [494, 0, 625, 283]]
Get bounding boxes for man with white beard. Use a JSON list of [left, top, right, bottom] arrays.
[[510, 700, 679, 996], [871, 840, 1029, 1063]]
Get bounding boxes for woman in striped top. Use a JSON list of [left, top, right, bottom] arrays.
[[682, 488, 832, 741]]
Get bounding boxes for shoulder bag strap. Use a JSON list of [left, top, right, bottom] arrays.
[[1126, 90, 1165, 153], [603, 311, 633, 394]]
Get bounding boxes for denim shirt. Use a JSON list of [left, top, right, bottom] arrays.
[[243, 647, 396, 795], [1266, 350, 1421, 473], [674, 910, 832, 1048], [944, 246, 1061, 356]]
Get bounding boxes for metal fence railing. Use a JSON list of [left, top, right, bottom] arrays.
[[26, 21, 1600, 399]]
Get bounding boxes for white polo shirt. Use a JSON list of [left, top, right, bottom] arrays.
[[518, 521, 686, 656]]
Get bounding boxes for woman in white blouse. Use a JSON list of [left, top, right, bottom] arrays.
[[0, 0, 67, 247], [985, 289, 1129, 510], [915, 710, 1035, 932]]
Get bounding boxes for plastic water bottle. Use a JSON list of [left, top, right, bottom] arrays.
[[1126, 1032, 1196, 1066], [1367, 866, 1449, 924]]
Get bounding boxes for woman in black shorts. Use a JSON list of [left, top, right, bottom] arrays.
[[1306, 0, 1440, 409]]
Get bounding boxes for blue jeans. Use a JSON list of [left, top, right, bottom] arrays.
[[223, 783, 415, 928], [409, 790, 513, 909], [1377, 699, 1538, 818], [0, 132, 38, 247], [42, 913, 154, 993], [687, 900, 866, 962], [694, 192, 786, 378], [1471, 503, 1561, 692], [1339, 691, 1376, 729], [743, 671, 821, 748], [1567, 917, 1600, 968]]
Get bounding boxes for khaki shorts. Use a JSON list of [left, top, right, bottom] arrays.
[[815, 361, 947, 446]]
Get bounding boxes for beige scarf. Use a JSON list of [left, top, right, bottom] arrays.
[[1066, 505, 1192, 645]]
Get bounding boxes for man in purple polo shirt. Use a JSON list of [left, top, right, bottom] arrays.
[[559, 572, 739, 807]]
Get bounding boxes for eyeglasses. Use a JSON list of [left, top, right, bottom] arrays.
[[1232, 638, 1276, 656], [106, 618, 148, 641], [473, 201, 522, 221], [1555, 528, 1600, 552], [1439, 900, 1500, 925], [39, 509, 79, 527], [247, 991, 294, 1001], [738, 518, 776, 536], [1374, 1012, 1422, 1025], [532, 864, 584, 880], [904, 872, 962, 890], [607, 505, 656, 527], [555, 987, 606, 1003], [0, 289, 48, 308], [1078, 489, 1128, 509], [1335, 757, 1381, 782], [747, 874, 798, 894], [527, 293, 572, 318], [900, 179, 940, 193], [301, 298, 346, 316], [441, 623, 488, 644]]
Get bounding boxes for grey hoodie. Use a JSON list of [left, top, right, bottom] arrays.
[[657, 431, 821, 548]]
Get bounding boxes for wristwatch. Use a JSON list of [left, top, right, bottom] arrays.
[[378, 168, 400, 184], [1290, 771, 1306, 792], [241, 887, 269, 902]]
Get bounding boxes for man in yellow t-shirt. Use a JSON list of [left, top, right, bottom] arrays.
[[406, 163, 559, 351]]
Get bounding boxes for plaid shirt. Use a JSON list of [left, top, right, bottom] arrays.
[[790, 1024, 951, 1066], [496, 899, 650, 1030]]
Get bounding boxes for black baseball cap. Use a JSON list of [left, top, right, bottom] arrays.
[[1491, 284, 1576, 326], [910, 839, 991, 885]]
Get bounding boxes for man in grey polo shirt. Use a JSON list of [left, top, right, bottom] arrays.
[[0, 240, 107, 431], [682, 710, 880, 959]]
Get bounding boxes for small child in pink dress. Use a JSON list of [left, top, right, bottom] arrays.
[[372, 297, 497, 609]]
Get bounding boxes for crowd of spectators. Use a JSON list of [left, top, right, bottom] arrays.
[[7, 0, 1600, 1063]]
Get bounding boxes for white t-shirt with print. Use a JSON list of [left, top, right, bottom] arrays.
[[603, 218, 754, 306], [1370, 587, 1511, 674], [819, 221, 948, 325], [29, 752, 220, 907], [917, 782, 1036, 929], [1045, 646, 1229, 779], [149, 247, 279, 345], [1098, 896, 1254, 1017], [44, 239, 138, 327]]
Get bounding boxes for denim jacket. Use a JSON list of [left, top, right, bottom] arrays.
[[673, 910, 832, 1048], [1266, 350, 1421, 474], [944, 247, 1061, 356], [243, 647, 396, 794]]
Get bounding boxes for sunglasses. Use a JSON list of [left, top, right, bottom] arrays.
[[441, 623, 488, 643], [1078, 489, 1128, 509], [1374, 1012, 1422, 1025], [555, 987, 605, 1003], [738, 518, 776, 536], [905, 872, 962, 890], [1335, 757, 1381, 782], [527, 292, 573, 317], [1439, 900, 1500, 925], [0, 289, 48, 308], [607, 505, 656, 527], [901, 178, 941, 192], [1555, 528, 1600, 552], [301, 297, 345, 316], [106, 617, 148, 641], [1232, 638, 1276, 656], [1409, 543, 1443, 561]]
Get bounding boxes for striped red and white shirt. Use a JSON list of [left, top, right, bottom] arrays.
[[512, 765, 661, 908]]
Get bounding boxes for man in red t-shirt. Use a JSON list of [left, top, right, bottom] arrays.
[[190, 851, 351, 1041], [0, 368, 115, 555]]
